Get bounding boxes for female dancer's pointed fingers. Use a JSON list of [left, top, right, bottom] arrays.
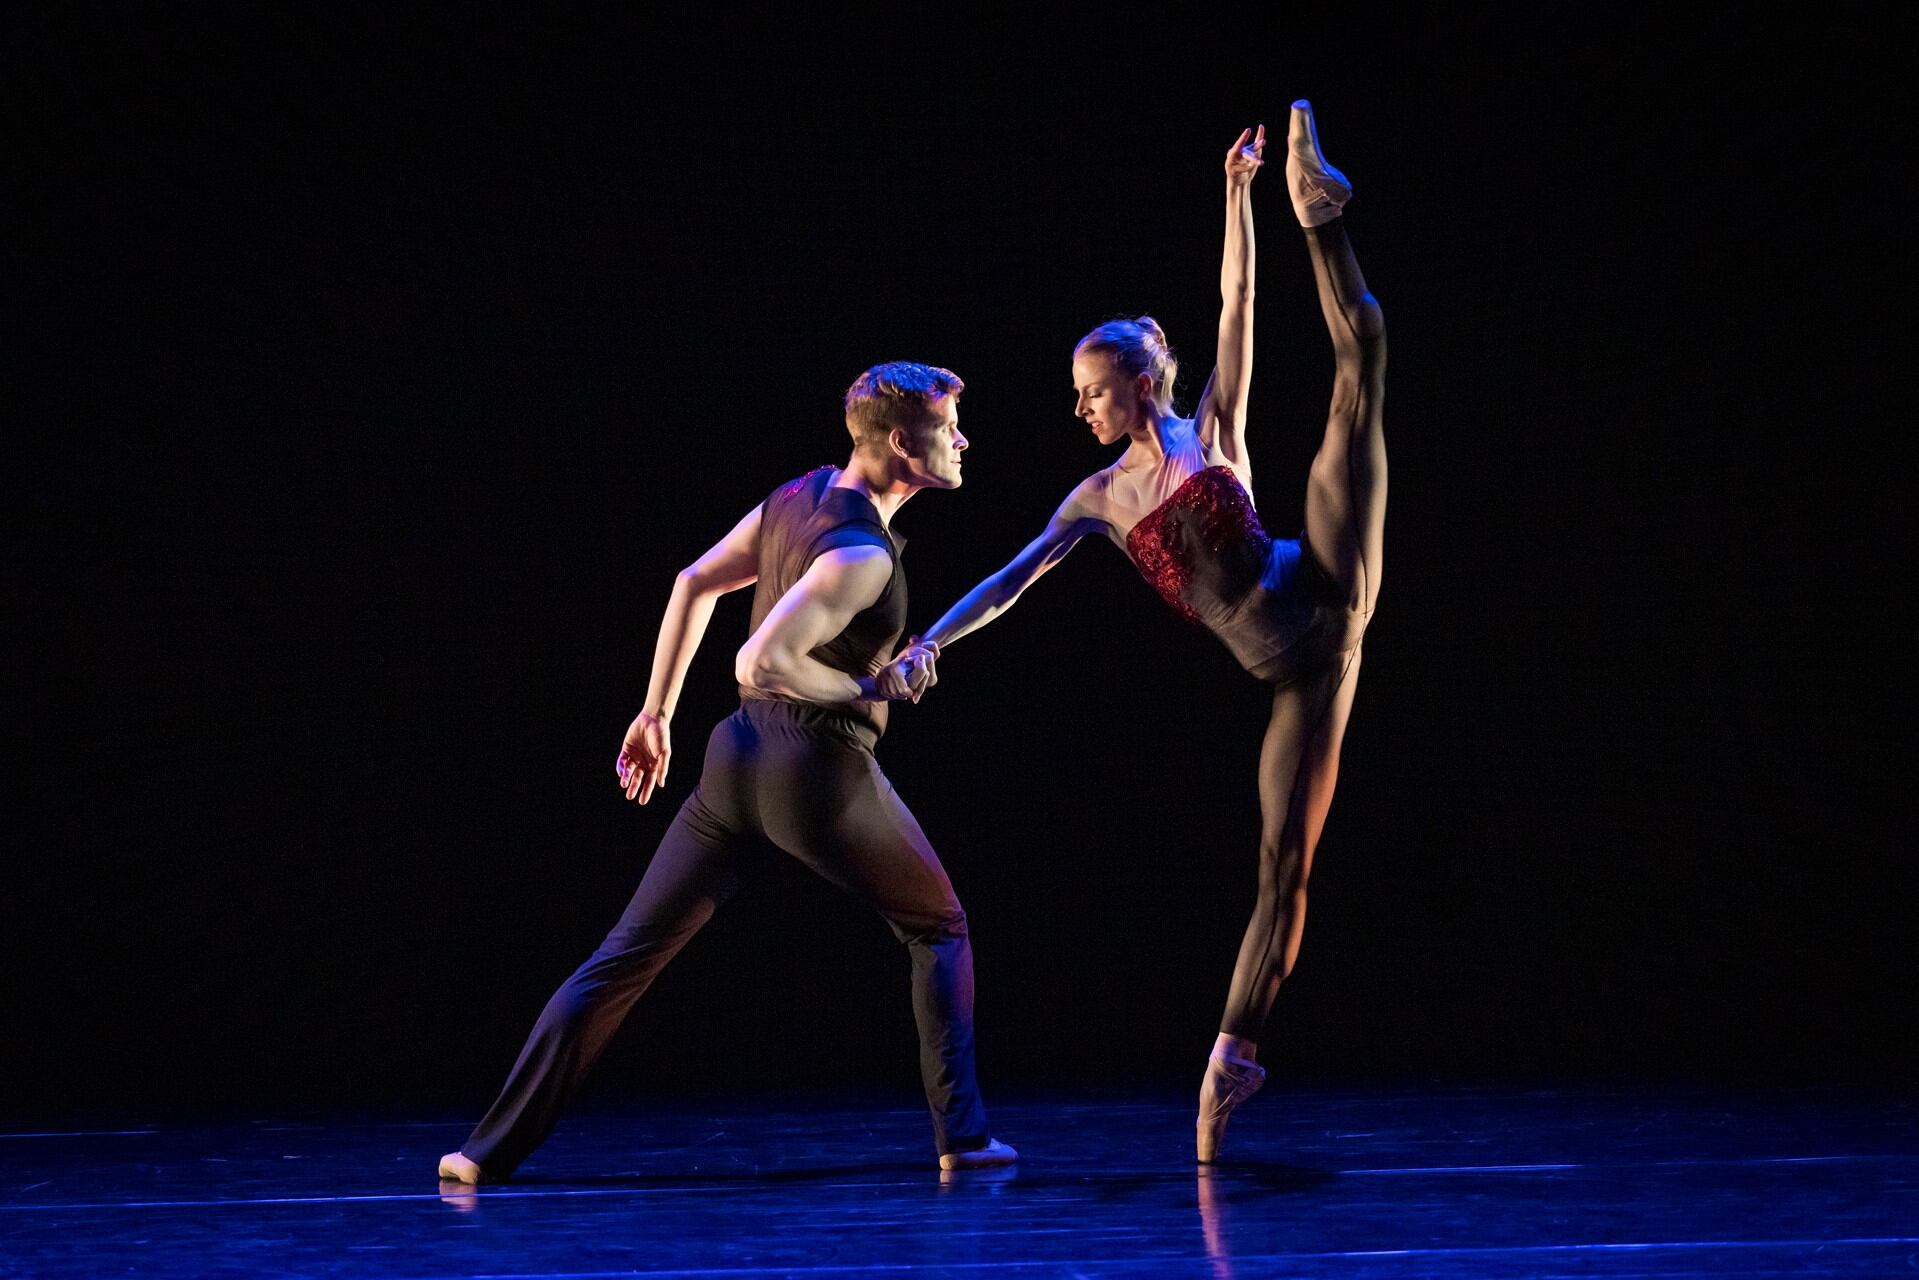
[[639, 769, 657, 805]]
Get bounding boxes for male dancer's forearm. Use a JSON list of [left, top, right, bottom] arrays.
[[643, 572, 721, 719], [738, 642, 892, 704]]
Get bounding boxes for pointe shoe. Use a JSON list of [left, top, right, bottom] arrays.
[[938, 1137, 1019, 1171], [437, 1151, 486, 1184], [1196, 1052, 1266, 1163], [1286, 99, 1351, 227]]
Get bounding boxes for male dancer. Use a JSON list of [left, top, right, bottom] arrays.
[[439, 361, 1015, 1181]]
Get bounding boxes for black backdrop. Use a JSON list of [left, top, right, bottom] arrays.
[[12, 10, 1910, 1117]]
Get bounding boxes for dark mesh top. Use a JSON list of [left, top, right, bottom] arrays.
[[739, 467, 906, 738]]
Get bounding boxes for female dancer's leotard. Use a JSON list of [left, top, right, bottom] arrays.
[[1073, 430, 1367, 685]]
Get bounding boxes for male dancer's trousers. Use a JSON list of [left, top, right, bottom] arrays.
[[460, 698, 989, 1176]]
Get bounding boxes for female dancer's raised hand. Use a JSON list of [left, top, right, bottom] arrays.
[[1225, 124, 1265, 189]]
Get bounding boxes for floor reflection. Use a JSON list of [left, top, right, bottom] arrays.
[[1196, 1165, 1234, 1278], [2, 1087, 1914, 1278]]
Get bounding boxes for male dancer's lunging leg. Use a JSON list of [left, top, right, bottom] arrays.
[[439, 362, 1015, 1181]]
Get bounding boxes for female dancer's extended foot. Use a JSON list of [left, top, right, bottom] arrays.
[[1196, 1038, 1266, 1163], [1286, 99, 1351, 227], [437, 1151, 485, 1184]]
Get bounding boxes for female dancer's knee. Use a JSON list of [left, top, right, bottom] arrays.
[[1256, 838, 1310, 902], [893, 905, 968, 948], [1332, 296, 1386, 368]]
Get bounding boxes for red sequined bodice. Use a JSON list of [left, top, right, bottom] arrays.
[[1124, 466, 1272, 623]]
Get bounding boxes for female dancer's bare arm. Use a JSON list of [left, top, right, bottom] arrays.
[[1195, 125, 1265, 472], [921, 495, 1106, 650], [616, 505, 762, 804]]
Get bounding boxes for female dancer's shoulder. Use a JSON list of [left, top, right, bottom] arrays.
[[1060, 463, 1129, 549]]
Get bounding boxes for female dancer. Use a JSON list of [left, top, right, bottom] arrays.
[[918, 102, 1386, 1162]]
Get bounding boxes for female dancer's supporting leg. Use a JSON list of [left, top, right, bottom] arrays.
[[1197, 101, 1387, 1164]]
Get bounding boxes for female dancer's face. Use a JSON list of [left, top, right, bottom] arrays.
[[1074, 353, 1143, 449], [1073, 353, 1148, 447]]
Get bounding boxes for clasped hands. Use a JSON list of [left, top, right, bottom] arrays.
[[616, 638, 938, 805], [873, 636, 940, 703]]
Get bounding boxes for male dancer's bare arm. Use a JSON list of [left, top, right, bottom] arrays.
[[617, 505, 762, 804], [735, 548, 927, 704], [920, 498, 1105, 650], [1195, 125, 1264, 470]]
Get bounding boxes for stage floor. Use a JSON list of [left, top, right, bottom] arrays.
[[3, 1085, 1915, 1277]]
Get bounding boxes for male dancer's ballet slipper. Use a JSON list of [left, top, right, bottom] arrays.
[[938, 1137, 1019, 1171], [438, 1151, 487, 1184], [1196, 1052, 1266, 1163], [1286, 99, 1351, 227]]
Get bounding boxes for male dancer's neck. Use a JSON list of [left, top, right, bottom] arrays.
[[834, 453, 918, 527]]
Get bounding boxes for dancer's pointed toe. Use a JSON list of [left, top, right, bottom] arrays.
[[1196, 1053, 1266, 1163], [1286, 99, 1352, 227]]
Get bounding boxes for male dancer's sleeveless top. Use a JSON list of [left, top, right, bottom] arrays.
[[1074, 430, 1366, 683], [739, 466, 907, 738]]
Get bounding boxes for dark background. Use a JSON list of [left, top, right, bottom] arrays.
[[10, 10, 1910, 1118]]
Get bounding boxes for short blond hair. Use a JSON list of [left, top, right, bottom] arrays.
[[844, 361, 965, 454]]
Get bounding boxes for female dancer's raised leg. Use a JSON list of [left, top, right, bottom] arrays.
[[1198, 101, 1387, 1163], [1294, 106, 1387, 616]]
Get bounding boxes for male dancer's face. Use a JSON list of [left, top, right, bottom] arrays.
[[900, 394, 968, 490]]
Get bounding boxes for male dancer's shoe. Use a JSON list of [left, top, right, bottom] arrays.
[[938, 1137, 1019, 1171], [437, 1151, 486, 1184], [1286, 99, 1351, 227], [1196, 1051, 1266, 1163]]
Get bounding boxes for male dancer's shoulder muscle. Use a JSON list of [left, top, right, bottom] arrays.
[[745, 546, 893, 663]]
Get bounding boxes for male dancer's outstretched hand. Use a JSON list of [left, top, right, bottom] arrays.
[[616, 710, 670, 804]]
